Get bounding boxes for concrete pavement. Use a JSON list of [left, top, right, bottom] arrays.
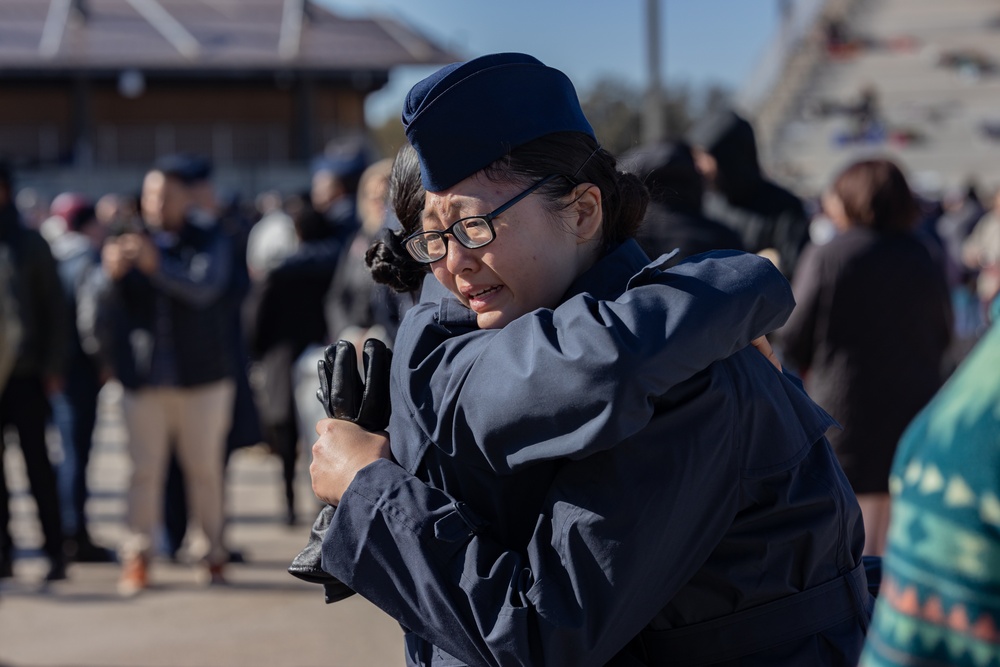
[[0, 383, 404, 667]]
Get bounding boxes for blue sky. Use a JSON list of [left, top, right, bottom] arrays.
[[317, 0, 784, 124]]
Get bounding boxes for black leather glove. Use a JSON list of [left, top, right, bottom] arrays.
[[316, 338, 392, 430], [287, 339, 392, 604]]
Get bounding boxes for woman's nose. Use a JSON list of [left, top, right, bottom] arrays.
[[444, 237, 478, 274]]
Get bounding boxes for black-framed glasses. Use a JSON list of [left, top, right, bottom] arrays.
[[404, 174, 559, 264]]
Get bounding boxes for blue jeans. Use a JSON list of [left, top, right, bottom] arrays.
[[51, 366, 100, 538]]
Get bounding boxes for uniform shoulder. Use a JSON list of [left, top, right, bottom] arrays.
[[720, 348, 838, 473]]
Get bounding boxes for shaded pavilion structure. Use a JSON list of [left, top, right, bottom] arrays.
[[0, 0, 456, 194]]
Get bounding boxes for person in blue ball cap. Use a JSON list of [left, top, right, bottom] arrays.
[[307, 53, 873, 666]]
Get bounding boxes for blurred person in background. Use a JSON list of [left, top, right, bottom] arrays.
[[689, 108, 810, 279], [937, 181, 986, 282], [310, 143, 366, 238], [13, 187, 49, 231], [245, 196, 341, 526], [46, 192, 115, 563], [246, 190, 297, 281], [935, 182, 989, 365], [97, 156, 235, 594], [324, 157, 415, 349], [620, 140, 744, 265], [962, 186, 1000, 324], [290, 149, 371, 477], [160, 158, 261, 562], [779, 158, 952, 556], [179, 157, 260, 458], [0, 162, 69, 582], [95, 192, 142, 236]]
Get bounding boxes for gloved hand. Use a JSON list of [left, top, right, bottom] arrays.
[[287, 339, 392, 603], [316, 338, 392, 429]]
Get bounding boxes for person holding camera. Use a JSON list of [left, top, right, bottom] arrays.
[[97, 155, 235, 595]]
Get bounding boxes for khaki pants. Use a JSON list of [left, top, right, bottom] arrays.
[[120, 380, 234, 565]]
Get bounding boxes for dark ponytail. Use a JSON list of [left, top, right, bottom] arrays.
[[365, 144, 428, 293], [602, 169, 649, 245], [366, 227, 427, 293]]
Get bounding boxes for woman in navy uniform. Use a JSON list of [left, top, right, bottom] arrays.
[[309, 53, 872, 666]]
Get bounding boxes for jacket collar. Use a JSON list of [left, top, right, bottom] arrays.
[[563, 238, 651, 302]]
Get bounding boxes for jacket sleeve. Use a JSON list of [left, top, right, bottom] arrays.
[[324, 405, 742, 667], [399, 251, 793, 473], [149, 231, 232, 308]]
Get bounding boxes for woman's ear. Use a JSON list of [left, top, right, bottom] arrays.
[[569, 184, 603, 243]]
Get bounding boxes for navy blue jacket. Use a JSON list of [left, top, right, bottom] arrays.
[[0, 203, 69, 379], [97, 220, 233, 389], [322, 242, 870, 666]]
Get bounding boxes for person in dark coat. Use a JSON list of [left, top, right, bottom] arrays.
[[160, 158, 262, 561], [99, 159, 236, 593], [310, 140, 368, 240], [689, 108, 810, 278], [323, 158, 412, 348], [780, 158, 953, 556], [0, 163, 69, 582], [245, 197, 344, 525], [307, 53, 872, 666], [621, 140, 744, 264]]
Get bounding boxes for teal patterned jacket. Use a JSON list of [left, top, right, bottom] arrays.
[[862, 321, 1000, 666]]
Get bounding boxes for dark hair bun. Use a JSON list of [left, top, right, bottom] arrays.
[[366, 227, 427, 293], [611, 170, 649, 241]]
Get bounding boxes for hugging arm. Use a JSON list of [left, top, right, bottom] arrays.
[[323, 403, 740, 667], [399, 249, 793, 472], [309, 250, 789, 607], [288, 340, 392, 602]]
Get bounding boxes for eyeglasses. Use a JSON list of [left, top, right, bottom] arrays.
[[404, 174, 559, 264]]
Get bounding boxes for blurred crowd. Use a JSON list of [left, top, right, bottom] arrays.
[[0, 145, 414, 593], [0, 107, 997, 604]]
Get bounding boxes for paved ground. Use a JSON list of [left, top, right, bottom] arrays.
[[0, 383, 404, 667]]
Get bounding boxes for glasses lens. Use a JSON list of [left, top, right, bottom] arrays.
[[424, 234, 447, 259], [455, 218, 494, 248], [406, 233, 446, 263]]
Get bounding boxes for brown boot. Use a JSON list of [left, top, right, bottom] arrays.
[[118, 554, 149, 597], [205, 561, 227, 586]]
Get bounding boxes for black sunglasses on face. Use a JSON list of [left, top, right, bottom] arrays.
[[404, 174, 559, 264]]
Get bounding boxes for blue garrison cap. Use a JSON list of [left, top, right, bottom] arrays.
[[154, 153, 212, 184], [311, 136, 372, 179], [402, 52, 595, 192]]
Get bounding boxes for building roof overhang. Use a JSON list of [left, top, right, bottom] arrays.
[[0, 0, 458, 81]]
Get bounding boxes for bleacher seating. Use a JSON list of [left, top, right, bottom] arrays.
[[761, 0, 1000, 198]]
